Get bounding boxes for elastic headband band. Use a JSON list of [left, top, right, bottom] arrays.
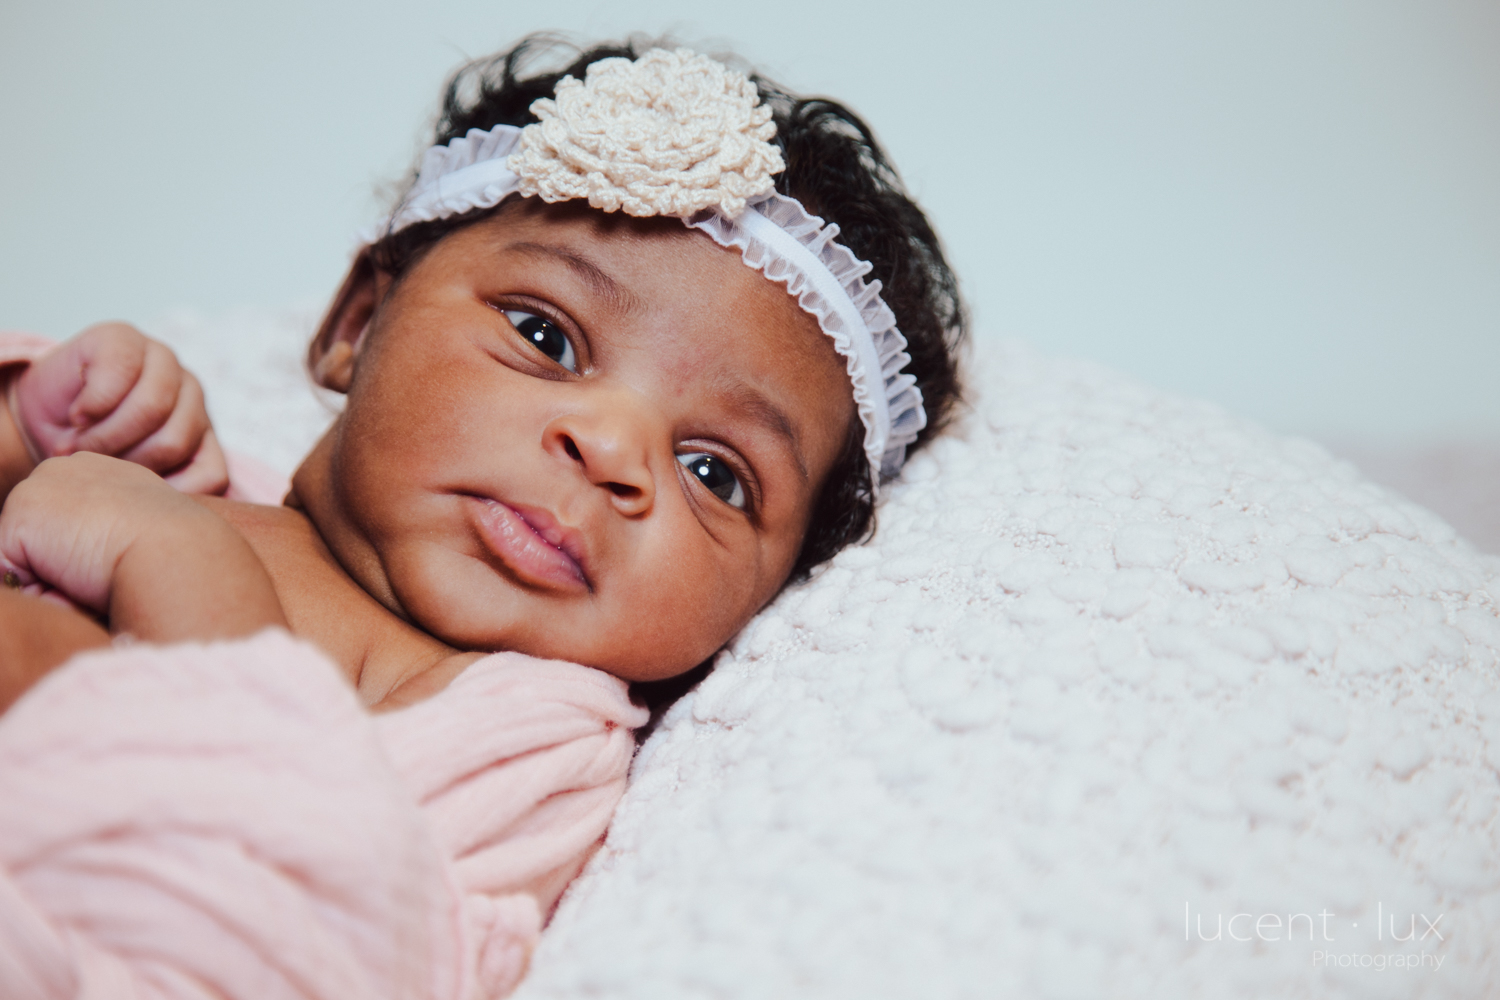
[[366, 48, 926, 487]]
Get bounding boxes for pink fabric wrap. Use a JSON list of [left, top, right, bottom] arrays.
[[0, 630, 647, 999], [0, 332, 56, 368]]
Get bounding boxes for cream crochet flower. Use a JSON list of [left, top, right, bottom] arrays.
[[509, 48, 784, 219]]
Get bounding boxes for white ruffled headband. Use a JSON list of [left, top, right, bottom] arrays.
[[369, 47, 926, 485]]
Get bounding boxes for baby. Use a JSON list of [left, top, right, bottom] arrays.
[[0, 39, 965, 712], [0, 37, 969, 998]]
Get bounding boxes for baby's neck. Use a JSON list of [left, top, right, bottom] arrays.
[[200, 496, 483, 710]]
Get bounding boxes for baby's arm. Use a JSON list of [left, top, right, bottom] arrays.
[[0, 322, 227, 502], [0, 586, 110, 713], [0, 453, 285, 649]]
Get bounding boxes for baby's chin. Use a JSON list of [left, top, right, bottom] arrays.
[[451, 622, 722, 684], [482, 617, 733, 684], [389, 556, 735, 684]]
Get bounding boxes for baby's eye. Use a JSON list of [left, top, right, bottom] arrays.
[[677, 452, 747, 510], [504, 310, 576, 373]]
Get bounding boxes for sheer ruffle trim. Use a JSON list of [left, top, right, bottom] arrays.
[[686, 192, 925, 484], [367, 126, 526, 242]]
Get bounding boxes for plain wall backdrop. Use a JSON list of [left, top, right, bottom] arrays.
[[2, 0, 1496, 447]]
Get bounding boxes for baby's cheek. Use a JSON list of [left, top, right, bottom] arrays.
[[598, 560, 756, 682]]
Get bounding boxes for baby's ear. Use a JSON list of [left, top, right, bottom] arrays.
[[308, 249, 391, 392]]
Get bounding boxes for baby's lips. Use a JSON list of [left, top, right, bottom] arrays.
[[469, 497, 591, 592]]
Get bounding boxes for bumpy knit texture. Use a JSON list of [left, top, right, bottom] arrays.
[[515, 341, 1500, 999], [511, 49, 782, 218]]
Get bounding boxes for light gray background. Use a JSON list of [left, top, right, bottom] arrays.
[[2, 2, 1496, 452]]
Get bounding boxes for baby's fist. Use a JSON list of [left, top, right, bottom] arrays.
[[0, 453, 183, 614], [12, 322, 228, 495], [0, 453, 285, 643]]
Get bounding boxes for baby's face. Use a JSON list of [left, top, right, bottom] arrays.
[[295, 199, 855, 681]]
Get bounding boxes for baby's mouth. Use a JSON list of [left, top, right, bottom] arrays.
[[468, 497, 590, 592]]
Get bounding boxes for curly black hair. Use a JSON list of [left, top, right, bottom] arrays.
[[367, 34, 966, 583]]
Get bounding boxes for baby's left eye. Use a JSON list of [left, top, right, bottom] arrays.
[[504, 310, 577, 373], [677, 452, 747, 510]]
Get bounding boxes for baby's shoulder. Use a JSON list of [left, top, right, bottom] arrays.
[[193, 496, 422, 693], [199, 495, 323, 567]]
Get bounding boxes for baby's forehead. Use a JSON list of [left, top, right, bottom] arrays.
[[471, 199, 840, 367]]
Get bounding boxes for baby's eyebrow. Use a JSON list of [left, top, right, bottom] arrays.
[[506, 241, 639, 314], [718, 378, 809, 482]]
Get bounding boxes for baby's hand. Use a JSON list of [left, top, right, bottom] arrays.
[[0, 453, 192, 614], [11, 322, 228, 495], [0, 453, 284, 642]]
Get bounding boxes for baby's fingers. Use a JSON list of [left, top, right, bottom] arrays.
[[0, 556, 38, 593], [12, 323, 146, 457], [0, 477, 111, 613], [64, 323, 151, 427], [0, 571, 91, 618], [161, 427, 230, 496], [71, 339, 181, 457], [116, 370, 217, 475]]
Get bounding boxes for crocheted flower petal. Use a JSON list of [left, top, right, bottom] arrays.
[[512, 48, 783, 220]]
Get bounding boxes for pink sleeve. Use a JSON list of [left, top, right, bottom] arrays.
[[224, 452, 292, 505], [0, 332, 56, 369]]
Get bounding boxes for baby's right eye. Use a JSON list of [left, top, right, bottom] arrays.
[[505, 310, 577, 373]]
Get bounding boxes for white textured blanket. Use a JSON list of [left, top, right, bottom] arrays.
[[522, 345, 1500, 999], [164, 312, 1500, 998]]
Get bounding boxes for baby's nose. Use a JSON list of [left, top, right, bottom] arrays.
[[543, 404, 657, 517]]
